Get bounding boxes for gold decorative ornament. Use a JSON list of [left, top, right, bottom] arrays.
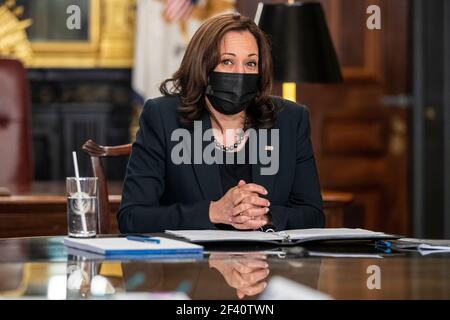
[[0, 0, 33, 64]]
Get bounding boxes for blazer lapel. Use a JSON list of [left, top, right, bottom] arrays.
[[191, 112, 224, 201], [251, 127, 277, 202]]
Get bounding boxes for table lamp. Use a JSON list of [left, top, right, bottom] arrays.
[[255, 1, 343, 102]]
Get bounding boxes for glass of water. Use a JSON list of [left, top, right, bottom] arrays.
[[66, 177, 98, 238]]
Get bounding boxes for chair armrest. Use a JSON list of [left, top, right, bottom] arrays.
[[82, 139, 132, 157]]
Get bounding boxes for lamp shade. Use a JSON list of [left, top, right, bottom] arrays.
[[256, 2, 343, 83]]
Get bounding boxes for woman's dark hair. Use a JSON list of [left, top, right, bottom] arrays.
[[159, 13, 276, 129]]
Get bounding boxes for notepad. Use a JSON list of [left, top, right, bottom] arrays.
[[63, 237, 204, 257], [165, 228, 398, 245]]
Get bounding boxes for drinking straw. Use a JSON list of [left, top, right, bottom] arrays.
[[72, 151, 88, 233]]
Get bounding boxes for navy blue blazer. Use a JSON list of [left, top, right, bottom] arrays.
[[118, 95, 324, 233]]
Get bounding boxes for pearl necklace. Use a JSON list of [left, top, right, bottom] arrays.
[[213, 130, 246, 152], [212, 117, 247, 152]]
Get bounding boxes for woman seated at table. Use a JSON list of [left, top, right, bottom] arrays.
[[118, 13, 324, 233]]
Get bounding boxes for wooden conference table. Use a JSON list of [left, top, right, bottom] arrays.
[[0, 235, 449, 300], [0, 182, 358, 238]]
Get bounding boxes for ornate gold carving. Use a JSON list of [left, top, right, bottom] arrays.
[[98, 0, 136, 67], [0, 0, 33, 64]]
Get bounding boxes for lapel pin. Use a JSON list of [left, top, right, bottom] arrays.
[[265, 145, 274, 151]]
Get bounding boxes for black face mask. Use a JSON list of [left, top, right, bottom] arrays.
[[205, 72, 259, 115]]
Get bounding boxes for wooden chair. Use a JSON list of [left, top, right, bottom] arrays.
[[0, 58, 33, 194], [82, 139, 131, 234]]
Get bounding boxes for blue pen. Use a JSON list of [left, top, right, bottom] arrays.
[[126, 235, 161, 244], [375, 240, 391, 248], [375, 240, 392, 254], [377, 246, 391, 254]]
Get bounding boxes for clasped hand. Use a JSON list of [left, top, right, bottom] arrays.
[[209, 180, 270, 230], [209, 253, 270, 299]]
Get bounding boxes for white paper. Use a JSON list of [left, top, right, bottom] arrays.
[[166, 228, 392, 243]]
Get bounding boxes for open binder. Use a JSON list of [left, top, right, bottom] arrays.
[[165, 228, 399, 246]]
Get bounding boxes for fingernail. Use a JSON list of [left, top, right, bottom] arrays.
[[264, 190, 268, 195], [266, 207, 269, 213], [264, 263, 269, 268], [267, 201, 270, 206], [263, 282, 267, 288]]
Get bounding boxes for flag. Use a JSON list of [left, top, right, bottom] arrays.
[[164, 0, 195, 23], [132, 0, 196, 104], [132, 0, 236, 103]]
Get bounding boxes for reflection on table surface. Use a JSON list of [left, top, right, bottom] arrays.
[[1, 236, 450, 300]]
